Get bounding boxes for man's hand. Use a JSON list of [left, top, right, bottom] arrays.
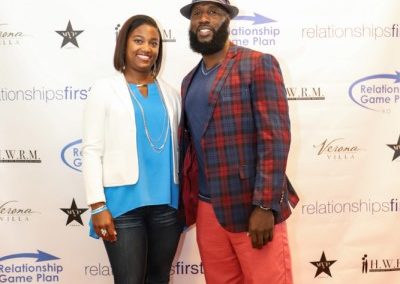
[[248, 207, 274, 249]]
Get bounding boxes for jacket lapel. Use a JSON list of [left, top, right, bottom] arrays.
[[202, 43, 238, 137], [112, 72, 136, 123], [182, 63, 200, 102], [113, 73, 134, 115]]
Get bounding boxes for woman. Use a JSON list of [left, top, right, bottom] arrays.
[[82, 15, 181, 284]]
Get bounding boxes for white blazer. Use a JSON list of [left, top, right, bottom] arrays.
[[82, 72, 181, 205]]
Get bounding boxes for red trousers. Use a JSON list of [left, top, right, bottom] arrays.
[[196, 201, 293, 284]]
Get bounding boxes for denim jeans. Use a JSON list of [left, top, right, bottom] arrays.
[[104, 205, 182, 284]]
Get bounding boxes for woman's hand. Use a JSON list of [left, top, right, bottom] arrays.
[[91, 203, 117, 242]]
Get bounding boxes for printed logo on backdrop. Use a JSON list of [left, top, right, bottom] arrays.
[[170, 261, 204, 276], [61, 139, 82, 172], [286, 86, 326, 101], [0, 200, 40, 222], [0, 86, 89, 103], [387, 135, 400, 161], [85, 261, 204, 278], [362, 254, 400, 273], [302, 198, 400, 216], [230, 13, 280, 47], [349, 71, 400, 113], [313, 138, 364, 160], [162, 28, 176, 43], [55, 20, 84, 48], [0, 250, 63, 282], [0, 23, 25, 46], [83, 261, 203, 279], [84, 263, 113, 278], [115, 24, 176, 43], [302, 23, 399, 40], [310, 251, 337, 278], [84, 261, 204, 277], [0, 149, 41, 163], [60, 198, 88, 226]]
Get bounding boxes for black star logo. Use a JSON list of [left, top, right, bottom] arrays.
[[387, 135, 400, 161], [55, 20, 84, 48], [310, 251, 337, 278], [60, 198, 88, 225]]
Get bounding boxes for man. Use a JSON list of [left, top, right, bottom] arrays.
[[178, 0, 299, 283]]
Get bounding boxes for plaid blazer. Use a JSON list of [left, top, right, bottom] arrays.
[[179, 43, 299, 232]]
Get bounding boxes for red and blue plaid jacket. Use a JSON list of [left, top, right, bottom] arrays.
[[179, 43, 299, 232]]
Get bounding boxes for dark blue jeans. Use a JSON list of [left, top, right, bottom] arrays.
[[104, 205, 182, 284]]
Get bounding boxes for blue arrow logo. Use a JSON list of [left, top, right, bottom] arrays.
[[0, 250, 59, 262], [234, 13, 275, 25], [349, 71, 400, 111]]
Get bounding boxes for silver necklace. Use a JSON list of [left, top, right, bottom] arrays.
[[201, 61, 221, 76], [126, 81, 169, 153]]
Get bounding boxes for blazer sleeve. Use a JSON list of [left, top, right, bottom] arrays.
[[82, 80, 108, 205], [250, 54, 291, 213]]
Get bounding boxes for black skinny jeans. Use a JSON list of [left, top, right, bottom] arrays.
[[104, 205, 182, 284]]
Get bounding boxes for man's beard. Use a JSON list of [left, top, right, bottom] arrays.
[[189, 19, 229, 55]]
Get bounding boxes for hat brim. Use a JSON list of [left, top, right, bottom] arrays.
[[180, 1, 239, 19]]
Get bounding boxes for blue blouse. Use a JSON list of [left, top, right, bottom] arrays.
[[89, 83, 179, 238]]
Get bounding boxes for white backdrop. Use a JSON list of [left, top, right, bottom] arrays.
[[1, 0, 399, 283]]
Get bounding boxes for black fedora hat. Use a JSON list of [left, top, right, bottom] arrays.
[[180, 0, 239, 19]]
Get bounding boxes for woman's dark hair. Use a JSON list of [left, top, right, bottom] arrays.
[[114, 15, 163, 77]]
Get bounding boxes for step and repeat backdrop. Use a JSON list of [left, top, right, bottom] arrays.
[[1, 0, 399, 283]]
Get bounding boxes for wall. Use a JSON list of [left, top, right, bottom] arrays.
[[1, 0, 399, 283]]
